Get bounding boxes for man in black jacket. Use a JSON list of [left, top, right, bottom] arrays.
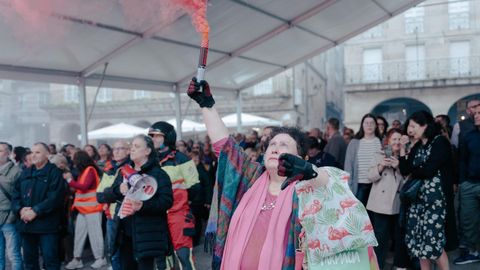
[[148, 121, 199, 269], [324, 118, 347, 169], [12, 142, 66, 270], [454, 105, 480, 265], [306, 137, 336, 168]]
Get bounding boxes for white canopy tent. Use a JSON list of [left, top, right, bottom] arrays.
[[0, 0, 424, 143], [83, 122, 145, 140], [166, 119, 206, 133], [222, 113, 281, 128], [143, 119, 205, 135]]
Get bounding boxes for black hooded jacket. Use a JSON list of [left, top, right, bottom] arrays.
[[103, 158, 173, 259]]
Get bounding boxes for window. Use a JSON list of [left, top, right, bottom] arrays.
[[405, 6, 424, 34], [449, 41, 470, 76], [362, 24, 383, 38], [97, 88, 112, 103], [363, 48, 382, 82], [64, 85, 79, 103], [17, 95, 24, 108], [133, 90, 151, 100], [253, 78, 273, 96], [449, 0, 469, 30], [38, 92, 50, 106], [405, 45, 425, 80]]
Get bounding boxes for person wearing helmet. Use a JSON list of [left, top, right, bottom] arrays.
[[148, 122, 200, 270]]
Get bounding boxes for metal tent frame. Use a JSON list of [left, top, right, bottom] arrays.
[[0, 0, 424, 144]]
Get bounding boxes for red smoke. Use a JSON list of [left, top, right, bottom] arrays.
[[0, 0, 66, 43], [119, 0, 210, 45], [0, 0, 110, 45], [1, 0, 210, 50], [175, 0, 210, 45]]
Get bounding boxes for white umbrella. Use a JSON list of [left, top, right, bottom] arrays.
[[221, 113, 281, 128], [85, 123, 146, 140], [166, 119, 206, 133]]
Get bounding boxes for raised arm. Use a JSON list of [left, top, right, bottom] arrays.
[[187, 78, 229, 142]]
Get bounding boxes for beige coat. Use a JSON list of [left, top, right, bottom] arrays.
[[366, 153, 404, 215]]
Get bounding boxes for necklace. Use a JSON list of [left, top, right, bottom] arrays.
[[261, 200, 276, 211]]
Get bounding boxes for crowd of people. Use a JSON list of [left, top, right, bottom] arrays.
[[0, 79, 479, 270]]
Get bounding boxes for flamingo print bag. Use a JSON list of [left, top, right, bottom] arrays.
[[296, 167, 378, 269]]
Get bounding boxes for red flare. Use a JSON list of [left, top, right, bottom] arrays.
[[174, 0, 210, 80]]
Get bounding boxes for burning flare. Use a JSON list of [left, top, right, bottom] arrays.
[[175, 0, 210, 80]]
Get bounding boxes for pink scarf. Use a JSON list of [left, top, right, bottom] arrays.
[[221, 172, 296, 270]]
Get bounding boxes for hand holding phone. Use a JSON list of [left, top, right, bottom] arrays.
[[384, 145, 393, 158]]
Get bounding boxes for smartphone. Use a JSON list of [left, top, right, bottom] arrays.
[[384, 145, 393, 158]]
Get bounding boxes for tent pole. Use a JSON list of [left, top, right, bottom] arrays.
[[174, 84, 182, 140], [236, 90, 243, 133], [78, 77, 88, 146]]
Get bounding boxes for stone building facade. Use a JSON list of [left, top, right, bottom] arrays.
[[343, 0, 480, 131], [0, 44, 344, 147]]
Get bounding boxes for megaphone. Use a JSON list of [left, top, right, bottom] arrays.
[[118, 165, 158, 219]]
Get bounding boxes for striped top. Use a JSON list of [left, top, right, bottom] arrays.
[[357, 137, 382, 184]]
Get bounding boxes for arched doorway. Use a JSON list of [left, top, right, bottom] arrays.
[[371, 98, 431, 125], [447, 93, 480, 125], [60, 123, 81, 146]]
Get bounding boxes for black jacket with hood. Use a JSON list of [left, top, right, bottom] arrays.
[[103, 158, 173, 259]]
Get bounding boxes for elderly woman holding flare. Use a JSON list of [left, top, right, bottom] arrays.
[[187, 78, 378, 270]]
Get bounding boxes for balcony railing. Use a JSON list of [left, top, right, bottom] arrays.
[[345, 56, 480, 84]]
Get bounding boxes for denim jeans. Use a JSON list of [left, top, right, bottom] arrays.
[[22, 233, 60, 270], [107, 219, 120, 270], [459, 181, 480, 251], [0, 223, 23, 270]]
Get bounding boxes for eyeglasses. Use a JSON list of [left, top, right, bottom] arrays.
[[113, 147, 128, 151]]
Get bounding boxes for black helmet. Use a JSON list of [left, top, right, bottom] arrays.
[[148, 121, 177, 148]]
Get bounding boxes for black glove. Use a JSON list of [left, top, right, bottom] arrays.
[[187, 77, 215, 108], [278, 153, 318, 190]]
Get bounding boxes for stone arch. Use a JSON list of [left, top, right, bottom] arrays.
[[92, 121, 113, 130], [60, 123, 81, 146], [133, 120, 152, 128], [371, 97, 431, 125], [447, 93, 480, 124]]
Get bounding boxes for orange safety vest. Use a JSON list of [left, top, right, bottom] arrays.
[[72, 166, 103, 214]]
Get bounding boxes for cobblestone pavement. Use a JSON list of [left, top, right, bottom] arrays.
[[66, 245, 476, 270], [7, 239, 477, 270]]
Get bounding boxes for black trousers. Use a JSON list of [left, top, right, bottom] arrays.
[[120, 234, 159, 270], [371, 212, 400, 269], [22, 233, 60, 270], [356, 183, 372, 206]]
